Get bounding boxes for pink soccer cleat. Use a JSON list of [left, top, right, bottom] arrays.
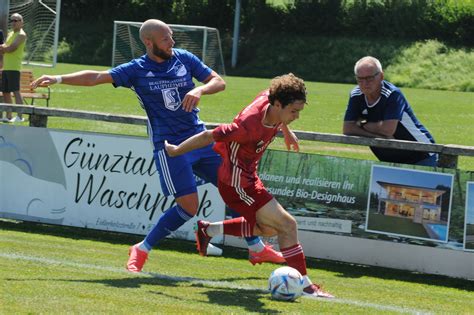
[[303, 283, 335, 299], [127, 244, 148, 273], [249, 244, 286, 265]]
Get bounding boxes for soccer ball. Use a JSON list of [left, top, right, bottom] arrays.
[[268, 266, 304, 301]]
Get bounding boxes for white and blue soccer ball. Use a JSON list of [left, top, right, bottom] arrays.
[[268, 266, 304, 301]]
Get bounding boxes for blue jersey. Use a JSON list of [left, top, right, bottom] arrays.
[[344, 80, 435, 164], [109, 49, 212, 149]]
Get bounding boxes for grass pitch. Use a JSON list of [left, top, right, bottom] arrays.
[[1, 219, 473, 314]]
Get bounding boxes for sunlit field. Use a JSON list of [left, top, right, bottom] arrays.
[[1, 220, 473, 314]]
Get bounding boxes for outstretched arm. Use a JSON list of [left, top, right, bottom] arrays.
[[165, 130, 214, 157], [31, 70, 114, 88]]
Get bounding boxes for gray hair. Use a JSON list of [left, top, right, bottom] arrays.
[[10, 13, 23, 21], [354, 56, 383, 75]]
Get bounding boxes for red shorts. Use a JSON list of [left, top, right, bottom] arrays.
[[218, 179, 273, 229]]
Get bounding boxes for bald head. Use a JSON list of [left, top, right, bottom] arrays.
[[139, 19, 174, 61], [139, 19, 168, 43]]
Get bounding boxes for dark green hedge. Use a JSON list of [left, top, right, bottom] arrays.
[[58, 0, 473, 75], [229, 34, 412, 82]]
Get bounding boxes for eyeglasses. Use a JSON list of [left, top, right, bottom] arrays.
[[355, 72, 380, 83], [10, 19, 21, 22]]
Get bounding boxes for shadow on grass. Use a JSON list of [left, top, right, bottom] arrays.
[[7, 275, 278, 313], [204, 288, 279, 314], [2, 219, 473, 292]]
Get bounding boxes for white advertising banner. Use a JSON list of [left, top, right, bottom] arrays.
[[2, 125, 473, 279], [0, 125, 225, 243]]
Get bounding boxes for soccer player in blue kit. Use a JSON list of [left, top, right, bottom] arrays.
[[32, 19, 284, 272]]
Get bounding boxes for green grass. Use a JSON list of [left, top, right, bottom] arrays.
[[24, 63, 473, 170], [1, 219, 473, 314]]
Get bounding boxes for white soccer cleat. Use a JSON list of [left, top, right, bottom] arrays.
[[206, 243, 223, 256], [303, 283, 335, 299]]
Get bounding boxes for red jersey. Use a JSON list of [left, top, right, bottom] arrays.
[[212, 90, 280, 188]]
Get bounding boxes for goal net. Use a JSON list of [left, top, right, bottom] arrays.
[[112, 21, 226, 75], [9, 0, 60, 67]]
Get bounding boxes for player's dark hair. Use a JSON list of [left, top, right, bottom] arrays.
[[268, 73, 307, 108]]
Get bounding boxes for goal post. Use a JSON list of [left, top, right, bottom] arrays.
[[10, 0, 61, 67], [112, 21, 226, 75]]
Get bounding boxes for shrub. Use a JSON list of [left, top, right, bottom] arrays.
[[386, 40, 474, 92]]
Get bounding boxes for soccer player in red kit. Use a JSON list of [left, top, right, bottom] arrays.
[[165, 73, 334, 298]]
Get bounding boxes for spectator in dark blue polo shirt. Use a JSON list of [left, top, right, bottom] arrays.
[[343, 56, 438, 166]]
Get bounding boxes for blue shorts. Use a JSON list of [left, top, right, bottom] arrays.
[[154, 143, 221, 198]]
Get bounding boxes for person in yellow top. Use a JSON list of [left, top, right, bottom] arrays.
[[0, 30, 4, 69], [0, 13, 27, 123]]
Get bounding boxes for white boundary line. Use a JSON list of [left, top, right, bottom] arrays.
[[0, 252, 431, 314]]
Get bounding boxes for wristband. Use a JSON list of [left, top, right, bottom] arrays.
[[55, 75, 62, 84]]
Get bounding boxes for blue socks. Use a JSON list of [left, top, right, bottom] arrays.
[[246, 235, 265, 252], [142, 204, 193, 251]]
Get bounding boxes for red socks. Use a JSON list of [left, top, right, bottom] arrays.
[[223, 217, 253, 237], [281, 243, 307, 276]]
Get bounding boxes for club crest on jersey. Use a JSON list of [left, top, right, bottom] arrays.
[[167, 60, 187, 77], [162, 87, 182, 111], [176, 64, 187, 76]]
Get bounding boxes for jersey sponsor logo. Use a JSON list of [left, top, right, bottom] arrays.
[[161, 87, 182, 111], [146, 71, 155, 77], [148, 77, 188, 91], [256, 140, 267, 153]]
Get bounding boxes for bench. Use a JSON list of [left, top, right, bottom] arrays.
[[0, 69, 50, 107]]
